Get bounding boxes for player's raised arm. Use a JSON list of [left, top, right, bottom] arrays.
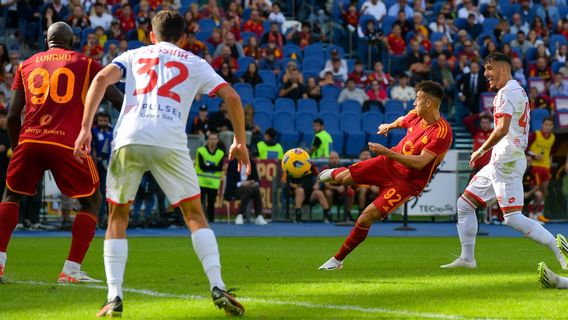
[[74, 64, 123, 159], [216, 85, 251, 175], [377, 114, 407, 136]]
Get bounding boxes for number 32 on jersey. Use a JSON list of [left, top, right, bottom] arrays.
[[133, 57, 188, 103]]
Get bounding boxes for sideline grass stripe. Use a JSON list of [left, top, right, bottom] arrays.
[[14, 280, 500, 320]]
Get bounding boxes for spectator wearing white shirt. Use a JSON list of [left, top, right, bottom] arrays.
[[319, 57, 348, 85], [267, 3, 285, 25], [549, 73, 568, 97], [509, 13, 529, 36], [360, 0, 387, 22], [4, 52, 21, 74], [323, 49, 348, 77], [338, 78, 369, 105], [387, 0, 413, 18], [429, 13, 452, 40], [89, 2, 113, 30], [458, 0, 484, 24], [512, 57, 528, 87], [390, 74, 416, 103]]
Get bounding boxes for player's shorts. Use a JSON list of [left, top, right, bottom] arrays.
[[464, 158, 526, 213], [349, 155, 416, 217], [531, 166, 551, 184], [6, 142, 99, 198], [106, 145, 200, 206]]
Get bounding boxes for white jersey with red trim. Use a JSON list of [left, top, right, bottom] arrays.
[[491, 80, 529, 164], [111, 41, 226, 151]]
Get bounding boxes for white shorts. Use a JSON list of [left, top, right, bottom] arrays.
[[106, 145, 200, 206], [464, 158, 526, 212]]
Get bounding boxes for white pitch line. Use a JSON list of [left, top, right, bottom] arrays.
[[14, 280, 499, 320]]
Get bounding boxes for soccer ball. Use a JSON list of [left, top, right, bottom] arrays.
[[281, 148, 311, 178]]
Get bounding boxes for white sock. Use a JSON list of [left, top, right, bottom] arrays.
[[456, 197, 478, 262], [0, 251, 6, 267], [191, 228, 225, 290], [104, 239, 128, 301], [62, 260, 81, 274], [504, 212, 562, 259], [558, 276, 568, 289]]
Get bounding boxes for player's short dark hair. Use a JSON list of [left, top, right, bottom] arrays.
[[313, 118, 324, 126], [479, 113, 492, 122], [208, 131, 219, 137], [484, 52, 512, 68], [543, 116, 555, 124], [96, 111, 110, 120], [151, 10, 186, 43], [265, 127, 277, 139], [415, 80, 444, 101]]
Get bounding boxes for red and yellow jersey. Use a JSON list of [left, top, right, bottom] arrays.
[[389, 110, 453, 192], [528, 130, 555, 169], [11, 48, 103, 149]]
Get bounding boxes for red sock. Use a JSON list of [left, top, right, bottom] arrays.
[[0, 202, 19, 252], [331, 167, 347, 179], [67, 212, 97, 264], [334, 222, 370, 261]]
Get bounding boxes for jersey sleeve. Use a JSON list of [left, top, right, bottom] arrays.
[[11, 64, 23, 90], [398, 110, 418, 128], [111, 51, 131, 79], [424, 121, 452, 156], [494, 90, 513, 118], [197, 60, 228, 97]]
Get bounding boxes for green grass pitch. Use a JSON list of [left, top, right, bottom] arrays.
[[1, 236, 566, 319]]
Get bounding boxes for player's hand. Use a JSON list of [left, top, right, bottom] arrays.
[[74, 128, 92, 162], [368, 142, 389, 155], [377, 124, 391, 136], [229, 141, 251, 175], [469, 149, 484, 167]]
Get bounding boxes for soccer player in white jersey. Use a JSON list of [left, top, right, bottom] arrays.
[[440, 52, 568, 270], [74, 11, 249, 317]]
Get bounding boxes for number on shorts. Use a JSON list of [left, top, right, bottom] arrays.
[[28, 67, 75, 105], [383, 188, 402, 212]]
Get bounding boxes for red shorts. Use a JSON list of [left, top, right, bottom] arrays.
[[6, 142, 99, 198], [531, 166, 551, 184], [349, 155, 416, 217]]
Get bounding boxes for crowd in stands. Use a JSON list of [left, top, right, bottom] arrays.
[[1, 0, 568, 224]]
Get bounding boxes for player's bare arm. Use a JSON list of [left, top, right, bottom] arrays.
[[368, 142, 436, 170], [377, 115, 406, 136], [216, 85, 251, 175], [6, 89, 25, 149], [469, 115, 510, 167], [104, 85, 124, 111], [74, 64, 123, 159]]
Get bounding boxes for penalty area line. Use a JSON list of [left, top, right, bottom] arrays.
[[14, 280, 498, 320]]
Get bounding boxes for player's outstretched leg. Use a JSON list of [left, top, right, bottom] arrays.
[[441, 196, 478, 269], [97, 203, 130, 318], [179, 198, 244, 316], [504, 212, 567, 270], [319, 203, 379, 270], [59, 193, 102, 283], [556, 234, 568, 264], [538, 262, 568, 289], [318, 167, 350, 184]]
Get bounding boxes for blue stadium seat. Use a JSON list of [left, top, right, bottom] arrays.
[[296, 111, 316, 146], [482, 18, 500, 33], [526, 47, 538, 62], [241, 31, 257, 44], [297, 98, 318, 115], [198, 19, 216, 33], [321, 85, 340, 101], [274, 98, 296, 113], [384, 110, 405, 123], [430, 32, 444, 42], [319, 112, 341, 139], [103, 40, 119, 53], [341, 100, 362, 115], [319, 99, 340, 113], [530, 108, 549, 132], [254, 111, 272, 133], [359, 14, 378, 30], [233, 83, 254, 104], [340, 113, 366, 157], [242, 7, 252, 21], [455, 18, 468, 30], [388, 129, 406, 148], [383, 100, 405, 114], [255, 83, 277, 100], [127, 29, 138, 41], [503, 33, 516, 45], [196, 31, 211, 42], [552, 61, 565, 74], [238, 56, 256, 72], [127, 40, 145, 50], [259, 70, 277, 87], [283, 44, 302, 59], [262, 20, 273, 33], [253, 97, 273, 114], [81, 27, 95, 40], [362, 111, 388, 145], [325, 45, 344, 59], [302, 58, 323, 73], [303, 43, 324, 61], [273, 111, 299, 150], [550, 34, 568, 54], [381, 16, 397, 34], [207, 97, 222, 113]]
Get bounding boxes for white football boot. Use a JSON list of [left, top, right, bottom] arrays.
[[235, 214, 244, 225], [440, 257, 477, 269], [556, 234, 568, 270], [255, 215, 268, 225], [317, 169, 334, 183], [58, 270, 102, 283], [318, 257, 344, 270]]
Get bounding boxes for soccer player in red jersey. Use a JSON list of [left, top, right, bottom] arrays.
[[317, 81, 453, 270], [0, 22, 122, 283]]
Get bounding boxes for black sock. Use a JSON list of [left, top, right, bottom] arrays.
[[323, 209, 331, 219], [295, 208, 301, 220]]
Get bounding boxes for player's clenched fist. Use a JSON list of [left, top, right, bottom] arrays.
[[368, 142, 389, 155], [377, 124, 391, 136]]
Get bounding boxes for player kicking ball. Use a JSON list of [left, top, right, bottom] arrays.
[[538, 235, 568, 289], [440, 52, 568, 270], [318, 81, 453, 270], [0, 22, 122, 284], [74, 11, 247, 317]]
